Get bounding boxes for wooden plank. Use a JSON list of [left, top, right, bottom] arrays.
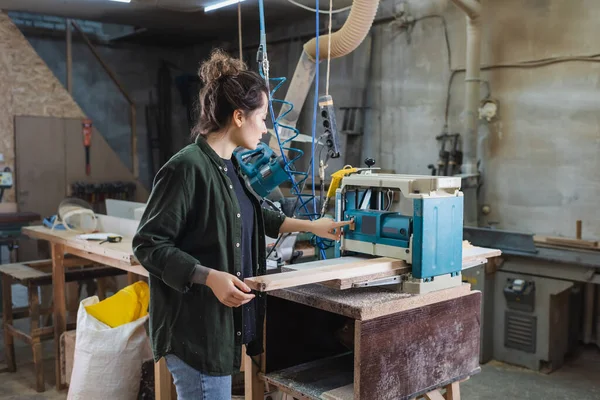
[[321, 383, 354, 400], [2, 274, 16, 372], [462, 242, 502, 261], [534, 235, 599, 251], [282, 257, 411, 290], [270, 283, 473, 321], [246, 258, 404, 292], [357, 292, 481, 400], [425, 390, 445, 400], [64, 246, 148, 277], [5, 323, 33, 344], [445, 381, 461, 400], [545, 237, 598, 249], [245, 353, 265, 400], [262, 353, 354, 400]]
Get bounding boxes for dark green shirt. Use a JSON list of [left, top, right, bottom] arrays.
[[132, 136, 286, 376]]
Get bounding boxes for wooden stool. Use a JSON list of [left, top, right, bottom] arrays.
[[0, 257, 127, 392]]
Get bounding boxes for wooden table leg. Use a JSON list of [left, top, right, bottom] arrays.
[[244, 354, 264, 400], [245, 316, 266, 400], [51, 243, 66, 391], [127, 272, 139, 285], [1, 274, 15, 373], [29, 281, 45, 392], [155, 358, 174, 400], [444, 381, 461, 400]]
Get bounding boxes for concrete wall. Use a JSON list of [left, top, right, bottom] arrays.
[[262, 0, 600, 239]]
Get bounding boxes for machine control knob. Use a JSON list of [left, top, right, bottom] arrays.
[[364, 158, 376, 168]]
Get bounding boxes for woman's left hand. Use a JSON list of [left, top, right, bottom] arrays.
[[309, 218, 353, 241]]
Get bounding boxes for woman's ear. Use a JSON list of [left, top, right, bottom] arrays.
[[233, 109, 244, 128]]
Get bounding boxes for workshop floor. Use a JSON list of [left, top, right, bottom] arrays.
[[1, 284, 599, 400]]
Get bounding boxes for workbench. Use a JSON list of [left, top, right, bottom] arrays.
[[248, 277, 483, 400], [21, 225, 174, 399]]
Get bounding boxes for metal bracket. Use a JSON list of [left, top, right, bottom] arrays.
[[352, 275, 403, 288]]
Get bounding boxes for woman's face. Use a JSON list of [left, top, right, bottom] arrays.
[[232, 92, 268, 150]]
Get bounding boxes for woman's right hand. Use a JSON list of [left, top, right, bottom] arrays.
[[205, 270, 255, 308]]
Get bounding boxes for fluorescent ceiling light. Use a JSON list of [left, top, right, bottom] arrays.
[[109, 0, 131, 3], [204, 0, 245, 12]]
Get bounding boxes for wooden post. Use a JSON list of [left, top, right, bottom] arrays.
[[445, 381, 461, 400], [245, 314, 266, 399], [131, 104, 138, 180], [29, 281, 45, 392], [1, 274, 15, 373], [66, 18, 72, 94], [154, 358, 173, 400], [51, 243, 67, 390], [127, 272, 138, 285]]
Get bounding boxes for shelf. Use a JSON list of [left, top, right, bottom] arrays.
[[263, 353, 354, 400]]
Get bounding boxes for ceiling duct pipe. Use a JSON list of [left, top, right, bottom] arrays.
[[449, 0, 482, 175], [269, 0, 380, 149]]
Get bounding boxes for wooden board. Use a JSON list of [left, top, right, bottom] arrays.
[[356, 291, 481, 399], [22, 225, 136, 265], [534, 235, 599, 251], [282, 256, 411, 290], [246, 257, 404, 292], [270, 283, 472, 321], [262, 353, 354, 400]]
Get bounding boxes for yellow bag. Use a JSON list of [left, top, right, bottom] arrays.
[[85, 281, 150, 328]]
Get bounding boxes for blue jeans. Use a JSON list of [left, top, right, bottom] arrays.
[[164, 354, 232, 400]]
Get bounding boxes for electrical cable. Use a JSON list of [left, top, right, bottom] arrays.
[[311, 0, 320, 217], [257, 0, 328, 259], [444, 53, 600, 126], [238, 1, 243, 59], [285, 0, 351, 14]]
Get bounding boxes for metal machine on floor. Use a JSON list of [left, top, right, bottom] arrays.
[[463, 226, 599, 371]]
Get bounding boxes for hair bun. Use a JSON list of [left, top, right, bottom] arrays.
[[199, 48, 247, 84]]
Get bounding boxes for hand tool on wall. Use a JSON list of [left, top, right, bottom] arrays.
[[82, 119, 93, 176]]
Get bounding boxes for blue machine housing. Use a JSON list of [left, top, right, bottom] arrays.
[[341, 190, 463, 280], [412, 196, 463, 280], [234, 142, 290, 197], [344, 209, 412, 249]]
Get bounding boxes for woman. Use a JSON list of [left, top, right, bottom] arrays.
[[132, 49, 350, 400]]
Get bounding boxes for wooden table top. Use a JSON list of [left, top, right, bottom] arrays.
[[22, 225, 137, 265], [269, 282, 473, 321]]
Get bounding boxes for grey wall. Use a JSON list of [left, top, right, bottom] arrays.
[[258, 0, 600, 239]]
